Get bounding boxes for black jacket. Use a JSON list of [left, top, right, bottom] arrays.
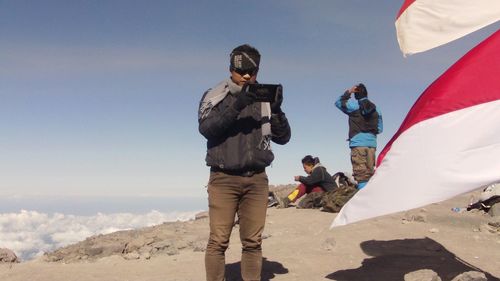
[[198, 84, 291, 172], [299, 165, 336, 192]]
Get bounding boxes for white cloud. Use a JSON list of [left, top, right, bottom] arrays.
[[0, 209, 198, 261]]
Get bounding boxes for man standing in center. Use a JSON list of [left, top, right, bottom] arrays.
[[198, 44, 291, 281], [335, 83, 383, 190]]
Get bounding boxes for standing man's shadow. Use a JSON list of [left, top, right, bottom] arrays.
[[326, 237, 500, 281], [225, 257, 288, 281]]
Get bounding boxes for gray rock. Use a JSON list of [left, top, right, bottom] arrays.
[[429, 228, 440, 233], [488, 203, 500, 217], [192, 241, 207, 252], [150, 239, 179, 256], [261, 233, 272, 239], [451, 271, 487, 281], [195, 211, 209, 220], [123, 252, 140, 260], [404, 269, 442, 281], [403, 210, 428, 223], [125, 237, 154, 253], [100, 241, 127, 256], [0, 248, 19, 263], [151, 239, 174, 250], [140, 252, 151, 260], [488, 216, 500, 227], [86, 246, 104, 256], [175, 240, 189, 250], [478, 223, 497, 234]]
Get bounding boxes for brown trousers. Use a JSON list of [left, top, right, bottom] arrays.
[[350, 147, 376, 183], [205, 171, 269, 281]]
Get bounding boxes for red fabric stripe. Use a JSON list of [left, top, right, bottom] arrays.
[[377, 29, 500, 166], [396, 0, 417, 19]]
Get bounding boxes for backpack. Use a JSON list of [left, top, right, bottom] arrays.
[[296, 192, 324, 209], [320, 184, 358, 213], [295, 172, 358, 212], [320, 172, 358, 213]]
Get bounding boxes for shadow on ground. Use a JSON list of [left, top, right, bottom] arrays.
[[326, 237, 499, 281], [225, 257, 288, 281]]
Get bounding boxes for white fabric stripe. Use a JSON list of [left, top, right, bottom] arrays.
[[396, 0, 500, 55], [241, 52, 258, 68], [332, 99, 500, 227]]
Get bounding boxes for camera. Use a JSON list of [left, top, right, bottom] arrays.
[[246, 83, 282, 103]]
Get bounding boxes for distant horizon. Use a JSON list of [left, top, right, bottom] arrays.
[[0, 195, 207, 216]]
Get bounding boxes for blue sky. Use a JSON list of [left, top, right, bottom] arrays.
[[1, 1, 498, 198]]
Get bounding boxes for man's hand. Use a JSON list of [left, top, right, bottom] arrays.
[[271, 87, 283, 113], [232, 90, 257, 111], [294, 176, 300, 181], [348, 85, 358, 94]]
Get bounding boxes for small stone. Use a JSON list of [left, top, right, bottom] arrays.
[[429, 228, 439, 233], [151, 240, 174, 250], [192, 241, 207, 252], [413, 213, 427, 223], [451, 271, 487, 281], [140, 252, 151, 260], [261, 233, 272, 239], [478, 224, 495, 234], [488, 203, 500, 217], [175, 240, 189, 250], [165, 247, 179, 256], [123, 252, 140, 260], [322, 237, 336, 251], [403, 211, 427, 223], [195, 211, 209, 220], [404, 269, 442, 281], [488, 217, 500, 231], [86, 246, 104, 256]]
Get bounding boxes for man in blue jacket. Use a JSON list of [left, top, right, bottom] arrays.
[[335, 83, 383, 189]]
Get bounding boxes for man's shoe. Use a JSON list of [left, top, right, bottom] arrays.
[[268, 197, 279, 208]]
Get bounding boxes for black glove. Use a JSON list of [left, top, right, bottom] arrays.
[[232, 90, 257, 111], [271, 87, 283, 113]]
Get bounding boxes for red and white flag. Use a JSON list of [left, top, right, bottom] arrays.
[[332, 29, 500, 227], [396, 0, 500, 55]]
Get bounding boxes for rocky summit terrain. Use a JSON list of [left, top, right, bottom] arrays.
[[1, 189, 499, 281]]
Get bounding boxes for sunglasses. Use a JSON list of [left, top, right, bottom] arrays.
[[233, 67, 258, 76]]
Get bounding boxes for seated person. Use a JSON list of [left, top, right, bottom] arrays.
[[281, 155, 336, 208]]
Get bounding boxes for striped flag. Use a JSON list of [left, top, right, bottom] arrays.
[[396, 0, 500, 55], [332, 29, 500, 227]]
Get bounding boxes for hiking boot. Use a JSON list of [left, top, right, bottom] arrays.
[[267, 197, 279, 208]]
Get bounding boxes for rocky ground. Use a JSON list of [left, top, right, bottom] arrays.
[[1, 189, 499, 281]]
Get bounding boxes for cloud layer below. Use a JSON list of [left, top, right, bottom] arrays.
[[0, 209, 199, 261]]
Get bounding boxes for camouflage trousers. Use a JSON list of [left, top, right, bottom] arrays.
[[350, 147, 376, 183]]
